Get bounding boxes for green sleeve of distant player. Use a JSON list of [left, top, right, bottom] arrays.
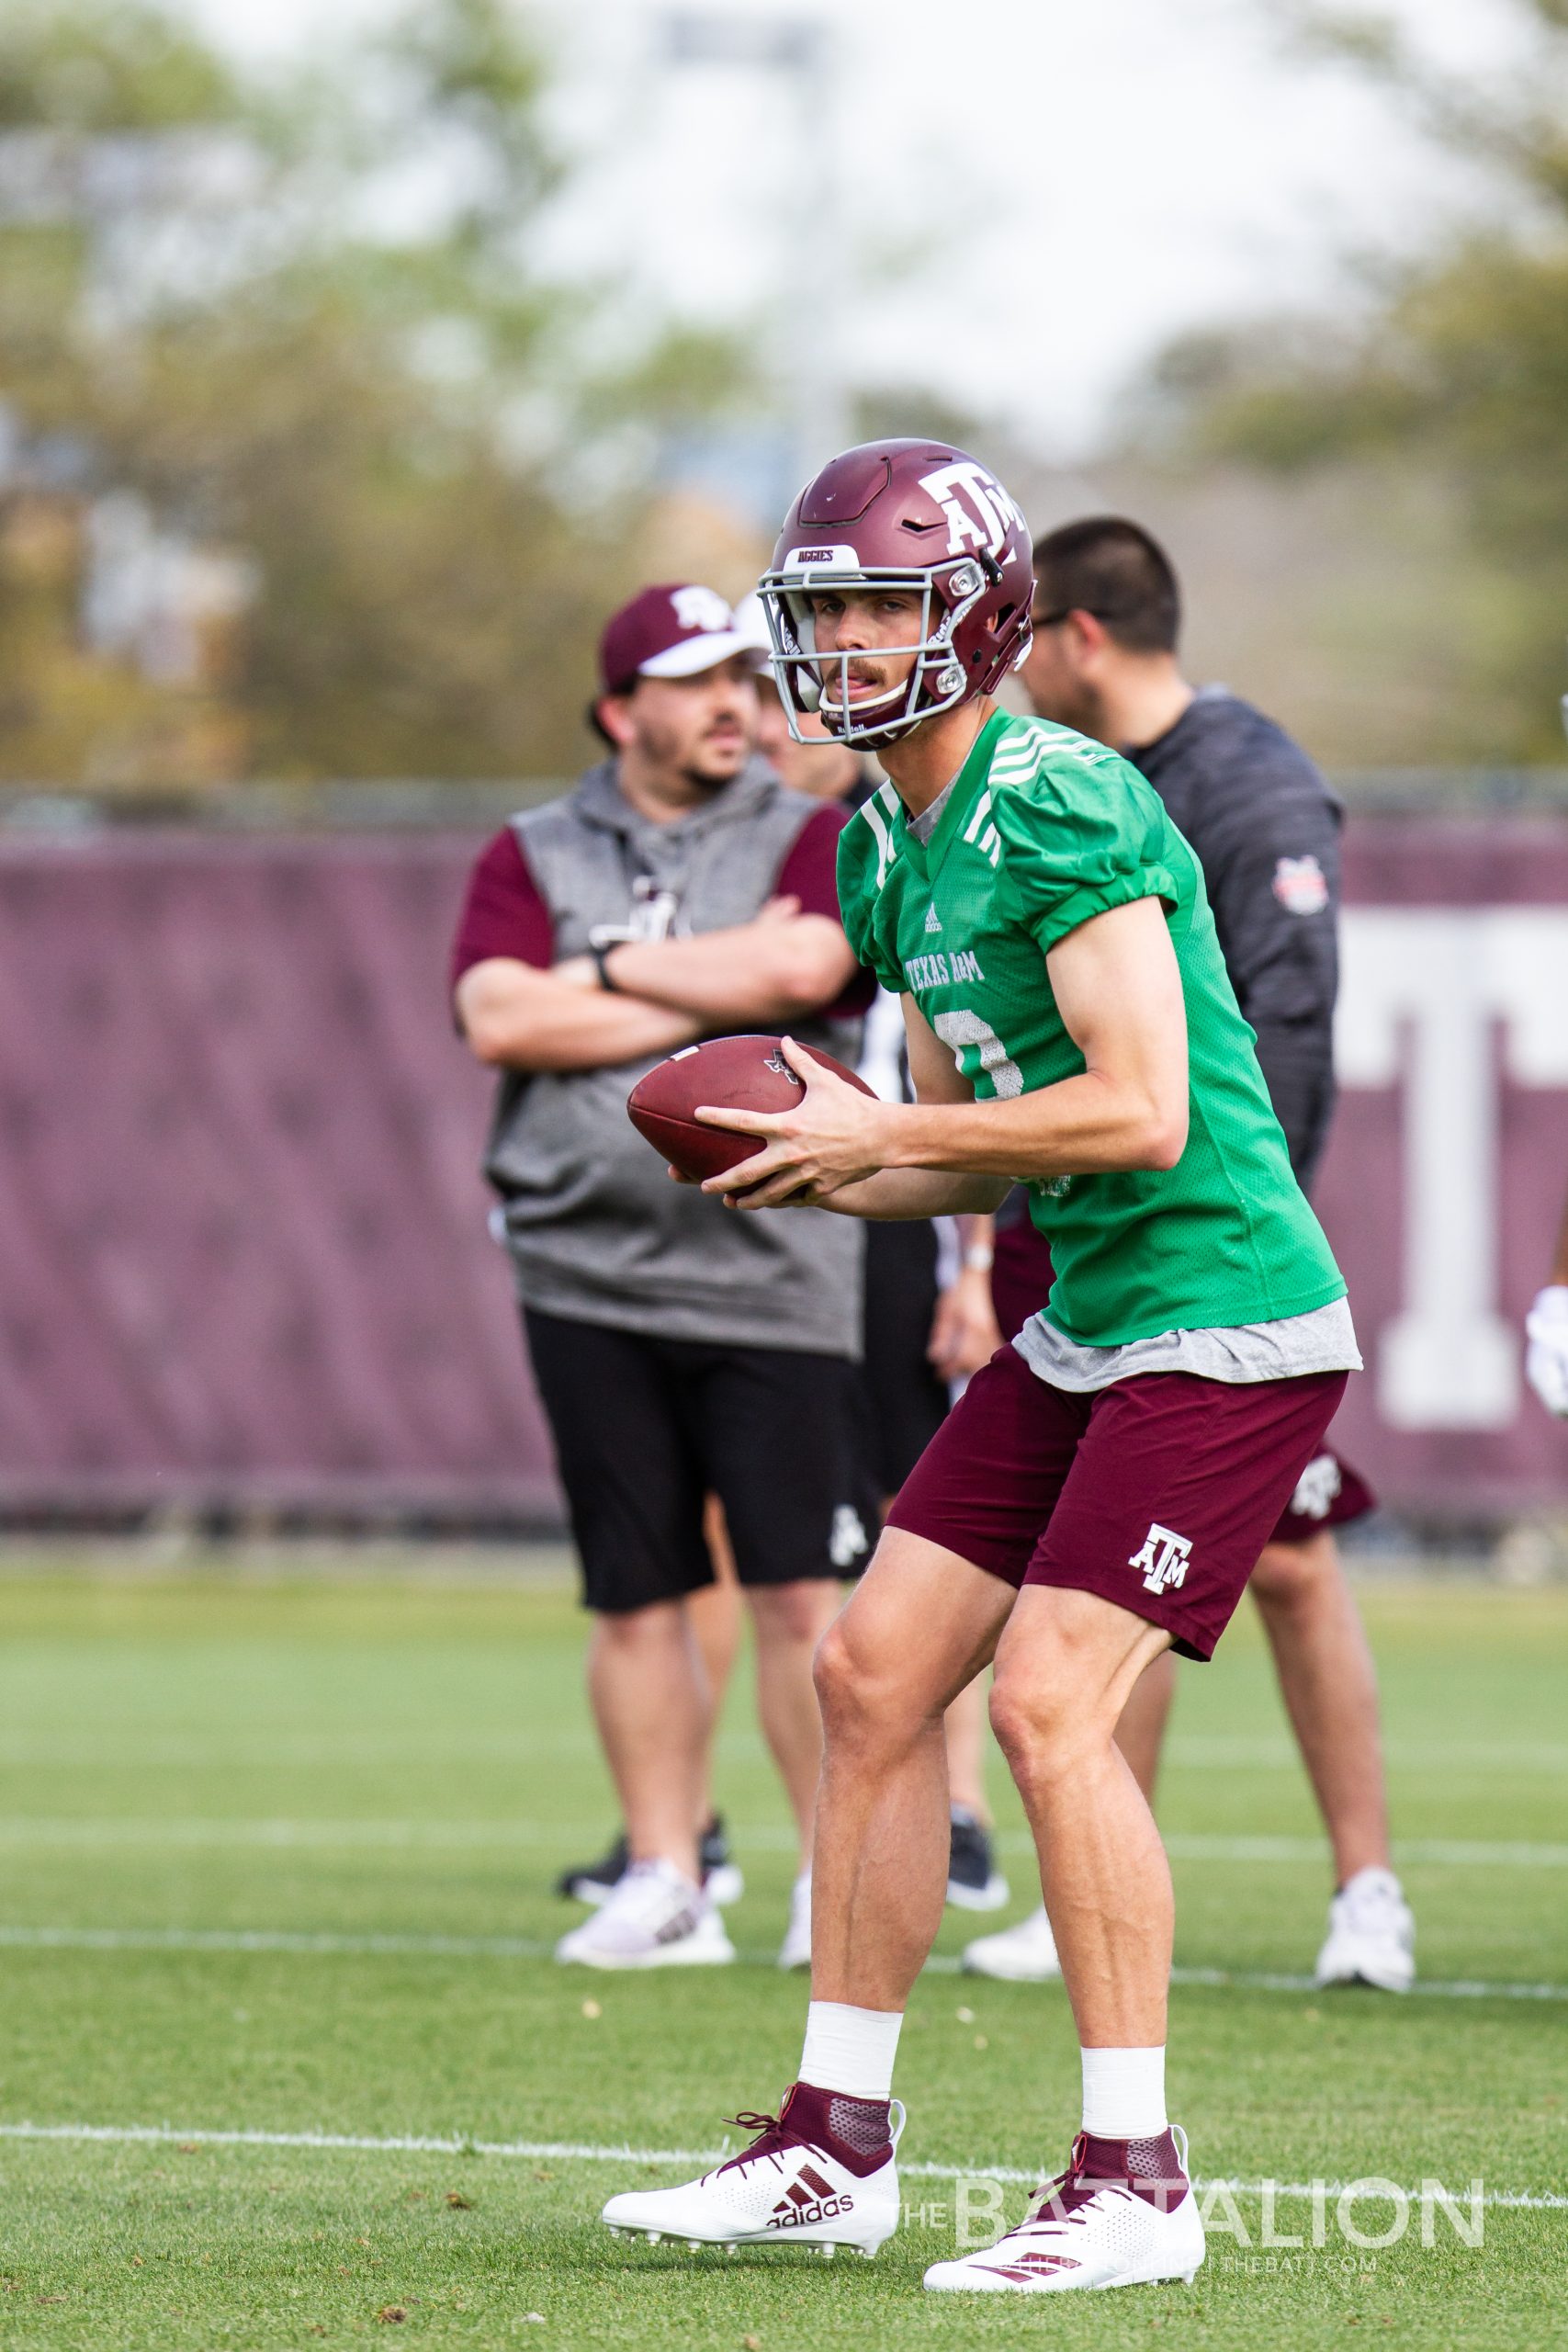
[[988, 748, 1181, 955], [835, 797, 904, 993]]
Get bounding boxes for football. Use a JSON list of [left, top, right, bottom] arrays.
[[626, 1033, 874, 1183]]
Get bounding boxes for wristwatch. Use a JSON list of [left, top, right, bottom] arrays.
[[591, 944, 622, 992]]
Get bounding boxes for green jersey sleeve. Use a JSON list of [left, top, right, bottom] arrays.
[[989, 744, 1180, 956], [835, 799, 904, 991]]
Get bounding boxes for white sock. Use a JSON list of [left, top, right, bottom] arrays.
[[799, 2001, 902, 2102], [1080, 2045, 1168, 2138]]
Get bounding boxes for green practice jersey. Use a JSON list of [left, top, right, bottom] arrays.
[[837, 710, 1346, 1347]]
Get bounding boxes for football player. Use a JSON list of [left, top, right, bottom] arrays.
[[746, 633, 1010, 1915], [599, 441, 1360, 2293], [964, 516, 1414, 1996]]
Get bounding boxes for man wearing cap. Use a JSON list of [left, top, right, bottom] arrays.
[[452, 582, 872, 1970]]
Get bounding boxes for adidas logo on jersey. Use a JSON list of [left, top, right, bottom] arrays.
[[924, 903, 942, 932], [767, 2166, 853, 2230]]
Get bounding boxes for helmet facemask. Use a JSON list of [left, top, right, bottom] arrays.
[[756, 556, 996, 749]]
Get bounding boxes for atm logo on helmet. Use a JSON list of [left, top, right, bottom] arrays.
[[918, 460, 1028, 560]]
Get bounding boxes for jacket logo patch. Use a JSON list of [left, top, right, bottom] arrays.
[[1272, 854, 1329, 916], [1128, 1523, 1193, 1595]]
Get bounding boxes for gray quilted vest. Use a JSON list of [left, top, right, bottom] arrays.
[[483, 756, 865, 1357]]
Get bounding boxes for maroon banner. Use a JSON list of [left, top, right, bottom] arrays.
[[1, 817, 1564, 1524], [0, 832, 557, 1519]]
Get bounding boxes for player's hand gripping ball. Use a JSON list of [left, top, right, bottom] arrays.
[[626, 1034, 874, 1183]]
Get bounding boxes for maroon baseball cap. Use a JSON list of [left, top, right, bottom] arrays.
[[597, 582, 763, 696]]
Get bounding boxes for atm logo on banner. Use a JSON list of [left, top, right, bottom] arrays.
[[1337, 908, 1568, 1431]]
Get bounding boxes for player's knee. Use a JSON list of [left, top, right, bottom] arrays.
[[987, 1658, 1080, 1779], [813, 1613, 925, 1750], [594, 1599, 680, 1651], [1251, 1532, 1332, 1608], [812, 1615, 869, 1726], [751, 1578, 831, 1647]]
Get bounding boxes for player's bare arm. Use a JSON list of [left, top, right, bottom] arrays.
[[456, 956, 701, 1072], [697, 896, 1188, 1210]]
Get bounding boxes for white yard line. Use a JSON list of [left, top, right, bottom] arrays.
[[0, 2120, 1561, 2211], [0, 1922, 1562, 2003], [0, 1819, 1564, 1867]]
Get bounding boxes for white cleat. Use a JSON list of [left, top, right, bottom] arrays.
[[705, 1861, 745, 1907], [602, 2087, 904, 2258], [924, 2126, 1203, 2294], [554, 1860, 735, 1971], [777, 1871, 812, 1971], [961, 1905, 1062, 1983], [1315, 1866, 1416, 1992]]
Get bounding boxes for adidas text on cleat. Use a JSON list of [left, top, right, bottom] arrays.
[[602, 2082, 904, 2257], [923, 2126, 1203, 2294], [554, 1859, 734, 1970], [1315, 1865, 1416, 1992], [962, 1904, 1061, 1981]]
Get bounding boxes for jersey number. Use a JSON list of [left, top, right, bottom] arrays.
[[932, 1009, 1024, 1099]]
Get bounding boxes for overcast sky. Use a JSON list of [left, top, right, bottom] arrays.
[[185, 0, 1521, 456]]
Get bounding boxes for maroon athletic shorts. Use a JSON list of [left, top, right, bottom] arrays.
[[886, 1342, 1348, 1660], [988, 1207, 1374, 1551]]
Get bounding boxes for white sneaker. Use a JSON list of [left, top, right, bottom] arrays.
[[778, 1871, 811, 1971], [555, 1860, 735, 1971], [1314, 1866, 1416, 1992], [924, 2126, 1203, 2294], [603, 2083, 904, 2256], [962, 1905, 1061, 1982]]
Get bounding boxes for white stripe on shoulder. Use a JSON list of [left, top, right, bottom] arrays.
[[989, 735, 1050, 780], [962, 787, 993, 844], [859, 791, 894, 888]]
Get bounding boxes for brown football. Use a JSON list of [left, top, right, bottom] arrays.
[[626, 1033, 875, 1182]]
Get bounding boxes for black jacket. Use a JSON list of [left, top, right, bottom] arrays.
[[1133, 689, 1342, 1197]]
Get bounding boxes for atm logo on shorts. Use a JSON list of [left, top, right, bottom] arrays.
[[1128, 1523, 1193, 1595]]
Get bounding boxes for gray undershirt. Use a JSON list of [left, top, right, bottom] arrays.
[[1014, 1295, 1361, 1392], [907, 773, 959, 843]]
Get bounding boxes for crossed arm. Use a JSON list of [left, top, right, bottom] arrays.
[[697, 895, 1190, 1216], [456, 902, 859, 1074]]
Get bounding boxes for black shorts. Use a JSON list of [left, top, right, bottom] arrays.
[[524, 1306, 872, 1614], [854, 1220, 949, 1503]]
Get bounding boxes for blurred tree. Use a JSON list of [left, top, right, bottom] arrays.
[[0, 0, 751, 786], [1143, 0, 1568, 760]]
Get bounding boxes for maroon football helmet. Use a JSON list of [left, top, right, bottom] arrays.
[[757, 440, 1034, 748]]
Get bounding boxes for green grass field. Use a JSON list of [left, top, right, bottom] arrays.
[[0, 1555, 1562, 2351]]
